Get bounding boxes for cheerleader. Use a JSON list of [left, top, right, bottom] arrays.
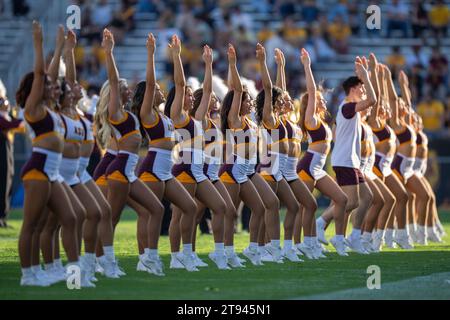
[[17, 21, 86, 286], [94, 29, 165, 276], [164, 35, 229, 271]]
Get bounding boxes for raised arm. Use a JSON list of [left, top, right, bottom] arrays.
[[140, 33, 157, 124], [168, 35, 187, 124], [194, 45, 213, 121], [274, 48, 286, 91], [102, 28, 122, 121], [48, 25, 65, 82], [398, 70, 412, 109], [256, 43, 275, 126], [384, 65, 400, 125], [64, 30, 77, 85], [227, 44, 244, 126], [354, 57, 377, 112], [300, 48, 318, 129], [367, 53, 380, 124], [24, 21, 46, 119]]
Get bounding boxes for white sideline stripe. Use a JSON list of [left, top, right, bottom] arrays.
[[292, 272, 450, 300]]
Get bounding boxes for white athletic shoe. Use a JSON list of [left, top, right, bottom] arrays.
[[260, 247, 274, 262], [80, 269, 96, 288], [113, 259, 126, 276], [294, 244, 304, 256], [394, 233, 414, 249], [81, 257, 97, 283], [371, 233, 383, 253], [316, 226, 329, 245], [415, 227, 428, 245], [346, 237, 370, 254], [330, 237, 349, 256], [176, 252, 199, 272], [313, 242, 327, 259], [97, 256, 120, 278], [265, 244, 284, 263], [140, 255, 165, 276], [169, 254, 185, 269], [384, 230, 397, 248], [297, 242, 316, 259], [192, 253, 209, 267], [33, 268, 56, 286], [435, 221, 446, 237], [226, 252, 245, 268], [427, 228, 443, 243], [243, 246, 262, 266], [209, 252, 231, 270], [361, 238, 374, 253], [20, 273, 50, 287], [282, 247, 303, 262]]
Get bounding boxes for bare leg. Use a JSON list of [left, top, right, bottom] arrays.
[[287, 179, 317, 238], [62, 183, 87, 255], [239, 180, 266, 243], [362, 179, 384, 233], [384, 174, 409, 229], [353, 182, 373, 229], [126, 197, 149, 254], [406, 175, 431, 227], [373, 178, 396, 230]]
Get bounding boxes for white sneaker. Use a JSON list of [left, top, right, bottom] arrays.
[[34, 268, 56, 286], [177, 252, 199, 272], [95, 261, 104, 274], [192, 253, 208, 267], [384, 230, 397, 248], [265, 244, 284, 263], [140, 255, 165, 276], [371, 233, 383, 252], [313, 242, 327, 259], [435, 221, 446, 237], [346, 237, 370, 254], [415, 228, 428, 245], [226, 252, 245, 268], [20, 273, 50, 287], [316, 226, 329, 245], [361, 238, 374, 253], [113, 259, 126, 276], [330, 236, 349, 256], [294, 244, 304, 256], [260, 247, 274, 262], [80, 270, 96, 288], [49, 267, 67, 283], [97, 256, 119, 278], [297, 242, 316, 259], [169, 254, 185, 269], [394, 234, 414, 249], [80, 257, 96, 283], [282, 247, 303, 262], [427, 228, 443, 243], [209, 252, 231, 270], [243, 246, 262, 266]]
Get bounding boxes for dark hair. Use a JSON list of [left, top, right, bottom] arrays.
[[190, 88, 204, 117], [16, 72, 35, 108], [130, 80, 147, 137], [164, 86, 191, 118], [59, 78, 68, 106], [255, 86, 283, 125], [342, 76, 363, 95], [220, 90, 250, 134], [164, 86, 176, 117]]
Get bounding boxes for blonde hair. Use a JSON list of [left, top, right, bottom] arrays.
[[94, 79, 128, 148], [299, 87, 328, 142]]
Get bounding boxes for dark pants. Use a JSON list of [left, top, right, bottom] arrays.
[[0, 134, 14, 221]]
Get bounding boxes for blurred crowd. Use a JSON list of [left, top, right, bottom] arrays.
[[64, 0, 450, 135]]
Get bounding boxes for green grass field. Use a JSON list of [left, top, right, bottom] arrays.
[[1, 209, 450, 300]]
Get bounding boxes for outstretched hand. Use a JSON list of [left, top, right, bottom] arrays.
[[32, 20, 43, 46], [66, 29, 77, 50], [102, 28, 115, 53], [56, 25, 66, 49], [300, 48, 311, 66], [203, 44, 213, 64], [146, 32, 156, 55], [256, 43, 266, 62], [275, 48, 285, 66], [227, 44, 237, 65], [168, 34, 181, 56], [355, 61, 369, 80]]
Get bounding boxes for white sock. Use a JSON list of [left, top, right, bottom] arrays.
[[335, 234, 345, 242], [350, 228, 361, 240], [249, 242, 257, 250], [54, 258, 63, 268], [103, 246, 115, 260], [144, 248, 150, 256], [376, 229, 384, 238], [44, 262, 54, 271], [426, 226, 435, 235], [139, 253, 147, 261], [304, 236, 313, 246], [31, 265, 41, 274], [22, 267, 33, 277], [417, 225, 426, 233], [284, 240, 292, 250], [84, 253, 96, 264], [271, 239, 280, 248], [225, 246, 234, 255], [215, 243, 225, 254], [148, 249, 158, 258], [385, 228, 394, 237], [408, 223, 416, 233], [396, 229, 407, 238], [171, 252, 179, 259], [183, 244, 192, 254], [316, 217, 326, 229]]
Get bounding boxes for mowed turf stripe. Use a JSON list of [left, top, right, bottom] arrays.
[[293, 272, 450, 300]]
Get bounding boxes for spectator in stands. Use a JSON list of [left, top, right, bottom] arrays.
[[411, 0, 428, 40], [0, 80, 23, 228], [257, 24, 274, 43], [282, 16, 307, 48], [230, 5, 253, 31], [327, 15, 351, 54], [12, 0, 29, 17], [427, 46, 449, 99], [0, 0, 4, 15], [429, 0, 450, 41], [408, 64, 425, 101], [310, 23, 336, 62], [406, 45, 428, 69], [417, 92, 445, 133], [444, 93, 450, 133], [328, 0, 349, 24], [347, 1, 360, 35], [301, 0, 320, 24], [265, 29, 295, 70], [386, 0, 410, 38], [386, 46, 406, 77], [92, 0, 113, 28]]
